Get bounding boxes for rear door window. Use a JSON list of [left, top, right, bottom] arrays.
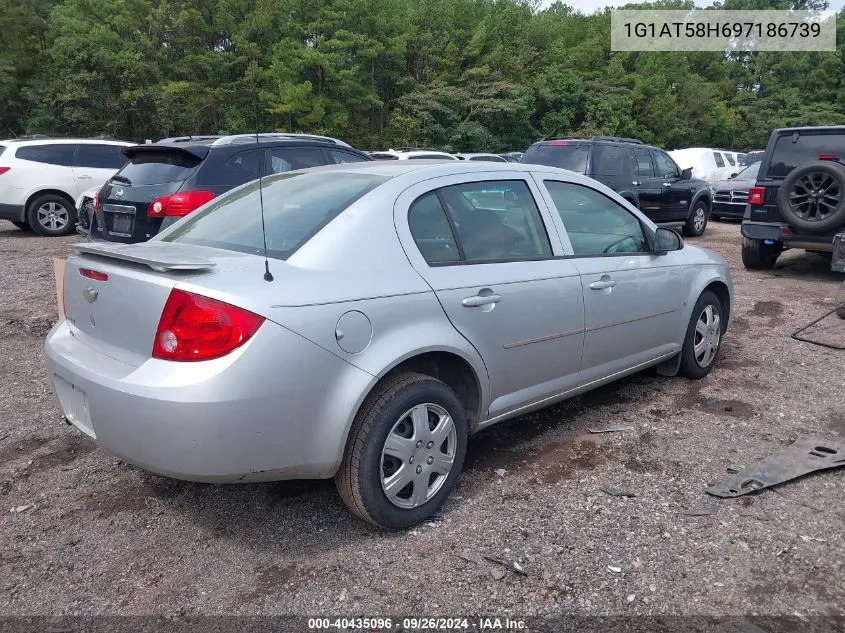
[[521, 142, 589, 173], [117, 151, 201, 185], [592, 145, 626, 176], [767, 132, 845, 178], [16, 144, 75, 166], [329, 150, 367, 164], [226, 150, 262, 180], [75, 144, 129, 169], [267, 147, 330, 174], [725, 153, 736, 166], [161, 172, 388, 260], [632, 149, 655, 177], [713, 152, 726, 168]]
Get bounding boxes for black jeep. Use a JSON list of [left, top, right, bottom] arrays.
[[521, 136, 712, 237], [741, 126, 845, 272]]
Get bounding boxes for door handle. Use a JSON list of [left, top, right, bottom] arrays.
[[77, 174, 93, 180], [589, 277, 617, 290], [662, 182, 671, 188], [462, 294, 502, 308], [632, 181, 641, 186]]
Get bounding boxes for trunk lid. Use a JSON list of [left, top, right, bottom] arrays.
[[63, 242, 255, 366], [94, 147, 205, 243]]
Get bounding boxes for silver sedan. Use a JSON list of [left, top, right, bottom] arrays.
[[45, 162, 732, 529]]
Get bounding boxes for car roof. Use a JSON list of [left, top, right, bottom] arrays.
[[0, 137, 133, 145]]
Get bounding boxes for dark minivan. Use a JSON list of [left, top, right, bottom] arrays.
[[521, 136, 713, 237], [89, 134, 372, 243]]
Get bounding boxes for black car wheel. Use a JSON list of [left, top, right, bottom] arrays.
[[777, 160, 845, 233], [683, 201, 709, 237], [741, 237, 782, 270], [336, 372, 467, 530], [25, 194, 76, 237]]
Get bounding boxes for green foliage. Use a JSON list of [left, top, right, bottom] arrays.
[[1, 0, 844, 151]]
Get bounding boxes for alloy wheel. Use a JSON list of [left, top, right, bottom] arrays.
[[787, 173, 841, 223], [36, 201, 69, 232]]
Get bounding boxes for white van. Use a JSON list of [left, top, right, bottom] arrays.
[[668, 148, 741, 183]]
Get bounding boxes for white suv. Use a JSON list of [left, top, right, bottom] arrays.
[[368, 149, 458, 160], [0, 137, 133, 236]]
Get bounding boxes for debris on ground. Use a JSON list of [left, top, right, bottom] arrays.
[[494, 468, 507, 478], [706, 435, 845, 498], [600, 487, 636, 498], [489, 566, 505, 580], [10, 505, 32, 514], [588, 425, 633, 434], [483, 556, 528, 577], [607, 566, 622, 573]]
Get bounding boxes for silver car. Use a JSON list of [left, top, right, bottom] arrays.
[[45, 162, 732, 529]]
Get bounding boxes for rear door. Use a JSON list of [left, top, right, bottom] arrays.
[[631, 148, 662, 216], [395, 173, 586, 420], [73, 144, 129, 194]]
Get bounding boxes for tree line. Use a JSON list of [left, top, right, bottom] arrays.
[[1, 0, 843, 152]]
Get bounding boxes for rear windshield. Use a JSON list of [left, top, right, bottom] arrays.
[[521, 143, 589, 173], [767, 133, 845, 179], [160, 172, 389, 260], [116, 151, 201, 185]]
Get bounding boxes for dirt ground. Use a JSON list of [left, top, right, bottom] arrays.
[[1, 218, 843, 622]]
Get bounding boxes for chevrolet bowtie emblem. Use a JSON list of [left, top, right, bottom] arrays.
[[83, 287, 98, 303]]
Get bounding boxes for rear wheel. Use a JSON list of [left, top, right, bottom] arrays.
[[679, 290, 724, 379], [26, 194, 76, 237], [741, 237, 782, 270], [683, 200, 709, 237], [336, 372, 467, 529]]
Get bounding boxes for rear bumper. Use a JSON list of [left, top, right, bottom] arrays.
[[741, 221, 838, 251], [45, 319, 373, 482], [0, 203, 25, 222]]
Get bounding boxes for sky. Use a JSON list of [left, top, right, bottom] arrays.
[[545, 0, 845, 13]]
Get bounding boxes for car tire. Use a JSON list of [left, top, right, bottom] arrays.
[[682, 201, 709, 237], [679, 290, 724, 379], [11, 221, 29, 231], [26, 194, 76, 237], [741, 237, 782, 270], [835, 283, 845, 320], [777, 160, 845, 233], [336, 372, 468, 530]]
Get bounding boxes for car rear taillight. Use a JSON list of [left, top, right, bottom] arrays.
[[92, 191, 100, 209], [148, 191, 214, 218], [152, 289, 264, 362], [0, 167, 10, 176], [818, 154, 837, 161], [748, 186, 765, 206], [79, 268, 108, 281]]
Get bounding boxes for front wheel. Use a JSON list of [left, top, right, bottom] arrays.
[[679, 290, 724, 379], [682, 201, 709, 237], [336, 372, 467, 529]]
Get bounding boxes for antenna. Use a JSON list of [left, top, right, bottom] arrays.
[[248, 42, 273, 282]]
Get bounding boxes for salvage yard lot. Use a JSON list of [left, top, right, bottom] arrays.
[[0, 219, 843, 617]]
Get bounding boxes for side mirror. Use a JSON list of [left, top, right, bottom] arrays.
[[654, 227, 683, 254], [729, 172, 738, 178], [681, 168, 693, 180]]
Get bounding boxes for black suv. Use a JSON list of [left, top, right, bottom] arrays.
[[521, 136, 712, 236], [741, 126, 845, 272], [87, 134, 373, 243]]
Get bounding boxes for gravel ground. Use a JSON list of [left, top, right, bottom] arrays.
[[1, 218, 843, 621]]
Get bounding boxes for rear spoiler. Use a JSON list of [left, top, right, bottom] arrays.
[[122, 144, 209, 160], [71, 242, 216, 272]]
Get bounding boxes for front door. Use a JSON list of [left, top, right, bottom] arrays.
[[651, 149, 691, 222], [535, 178, 684, 384], [631, 147, 662, 217], [395, 174, 585, 419]]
